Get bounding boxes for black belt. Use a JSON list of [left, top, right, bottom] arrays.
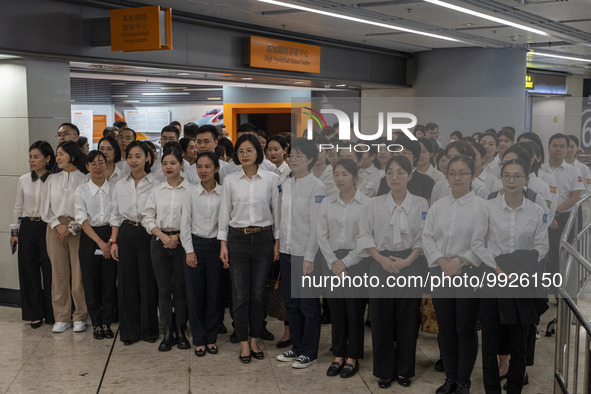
[[122, 220, 141, 227], [162, 230, 180, 236], [230, 226, 272, 235], [19, 216, 42, 221]]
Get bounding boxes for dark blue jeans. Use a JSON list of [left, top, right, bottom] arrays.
[[280, 253, 321, 359], [227, 227, 274, 342], [151, 236, 187, 327], [185, 235, 223, 346]]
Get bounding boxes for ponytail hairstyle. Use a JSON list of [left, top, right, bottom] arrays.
[[197, 151, 220, 184], [125, 141, 153, 173]]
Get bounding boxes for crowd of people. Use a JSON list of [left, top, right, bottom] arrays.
[[9, 119, 591, 393]]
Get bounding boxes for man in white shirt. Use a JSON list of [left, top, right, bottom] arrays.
[[425, 122, 443, 149], [151, 126, 180, 183]]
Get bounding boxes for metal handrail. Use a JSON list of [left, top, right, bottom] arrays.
[[554, 193, 591, 393]]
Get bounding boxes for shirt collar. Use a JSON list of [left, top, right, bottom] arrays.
[[361, 165, 377, 174], [334, 189, 364, 206], [31, 170, 51, 182], [239, 166, 262, 179], [500, 193, 524, 212], [88, 178, 110, 196], [197, 181, 221, 195], [451, 190, 476, 206], [386, 190, 412, 213], [158, 178, 189, 190]]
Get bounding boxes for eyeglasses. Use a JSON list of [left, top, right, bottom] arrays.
[[237, 149, 255, 156], [56, 132, 72, 138], [88, 161, 106, 168], [501, 174, 526, 181], [288, 154, 306, 161], [447, 172, 472, 178]]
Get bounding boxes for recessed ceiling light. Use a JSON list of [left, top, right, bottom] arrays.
[[423, 0, 548, 36], [336, 84, 347, 87], [257, 0, 461, 42], [528, 51, 591, 63], [294, 81, 304, 84], [89, 64, 107, 69], [176, 72, 190, 76], [207, 97, 222, 100], [241, 77, 253, 80]]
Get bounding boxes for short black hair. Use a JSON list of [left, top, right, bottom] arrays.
[[446, 140, 476, 161], [87, 150, 107, 166], [161, 141, 183, 163], [501, 158, 529, 177], [98, 136, 121, 163], [290, 137, 318, 171], [59, 122, 80, 135], [217, 137, 234, 158], [161, 125, 180, 138], [103, 126, 119, 138], [179, 137, 194, 154], [450, 131, 463, 140], [333, 158, 358, 179], [471, 141, 486, 159], [425, 122, 438, 131], [447, 155, 475, 176], [418, 137, 435, 154], [236, 122, 259, 135], [57, 140, 82, 166], [113, 120, 127, 129], [196, 125, 218, 140], [386, 155, 413, 175], [567, 135, 580, 147], [119, 128, 137, 140], [77, 136, 88, 148], [399, 139, 420, 166], [516, 132, 544, 163], [267, 135, 288, 150], [169, 120, 181, 127], [232, 134, 264, 165], [480, 132, 499, 146], [548, 133, 569, 146], [183, 122, 199, 139], [498, 129, 515, 142], [29, 140, 56, 170]]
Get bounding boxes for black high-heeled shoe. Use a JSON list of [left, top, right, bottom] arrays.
[[30, 321, 42, 329]]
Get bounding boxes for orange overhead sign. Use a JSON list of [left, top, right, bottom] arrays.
[[110, 6, 172, 52], [249, 36, 321, 73]]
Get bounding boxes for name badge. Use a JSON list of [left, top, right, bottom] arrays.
[[315, 195, 325, 204]]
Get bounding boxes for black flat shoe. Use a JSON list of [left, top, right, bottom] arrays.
[[123, 339, 138, 346], [276, 339, 292, 349], [326, 361, 345, 377], [340, 361, 359, 378], [93, 326, 105, 340], [30, 321, 42, 329], [378, 378, 394, 389], [206, 345, 218, 354], [239, 353, 251, 363], [45, 318, 55, 325], [194, 348, 206, 357], [250, 350, 265, 360], [397, 377, 412, 387], [436, 378, 457, 394], [260, 326, 274, 341], [103, 325, 114, 339]]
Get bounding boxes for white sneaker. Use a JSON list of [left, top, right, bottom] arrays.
[[52, 322, 72, 333], [73, 321, 87, 332]]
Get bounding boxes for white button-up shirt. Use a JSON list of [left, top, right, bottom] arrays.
[[11, 171, 51, 230], [109, 173, 156, 226], [182, 159, 199, 185], [316, 164, 338, 196], [115, 160, 131, 177], [542, 160, 584, 212], [358, 165, 383, 197], [317, 189, 370, 269], [279, 173, 326, 260], [218, 158, 277, 184], [430, 178, 488, 203], [358, 191, 428, 253], [422, 191, 484, 267], [106, 164, 125, 187], [75, 179, 111, 227], [476, 170, 496, 196], [572, 159, 591, 193], [420, 164, 446, 184], [217, 167, 281, 241], [276, 161, 291, 185], [141, 179, 189, 233], [41, 170, 88, 229], [181, 182, 222, 253], [484, 156, 501, 178], [472, 193, 549, 268]]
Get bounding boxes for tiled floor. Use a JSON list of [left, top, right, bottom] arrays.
[[0, 302, 559, 394]]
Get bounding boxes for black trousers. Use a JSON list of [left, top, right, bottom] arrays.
[[280, 253, 321, 359], [548, 212, 571, 277], [481, 298, 528, 394], [431, 267, 480, 384], [370, 251, 423, 380], [117, 223, 159, 342], [17, 220, 53, 322], [151, 235, 187, 328], [322, 249, 366, 360], [79, 225, 117, 327], [185, 235, 223, 346], [227, 227, 274, 342]]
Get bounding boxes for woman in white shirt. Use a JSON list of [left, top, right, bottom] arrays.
[[422, 155, 486, 394], [472, 159, 549, 394], [98, 136, 125, 185], [266, 135, 291, 184], [75, 150, 116, 340], [10, 141, 55, 328], [41, 141, 89, 334], [142, 142, 190, 352], [219, 134, 280, 363], [180, 137, 199, 185], [417, 137, 445, 184], [317, 159, 369, 379], [109, 141, 158, 346], [358, 156, 429, 389], [181, 152, 224, 357], [276, 138, 326, 370]]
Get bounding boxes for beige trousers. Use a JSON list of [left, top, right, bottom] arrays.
[[46, 222, 87, 323]]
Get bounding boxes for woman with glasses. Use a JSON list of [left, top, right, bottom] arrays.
[[41, 141, 89, 333], [75, 150, 117, 340], [10, 141, 55, 328], [423, 155, 486, 394], [473, 159, 549, 394], [218, 134, 280, 363], [98, 136, 124, 186]]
